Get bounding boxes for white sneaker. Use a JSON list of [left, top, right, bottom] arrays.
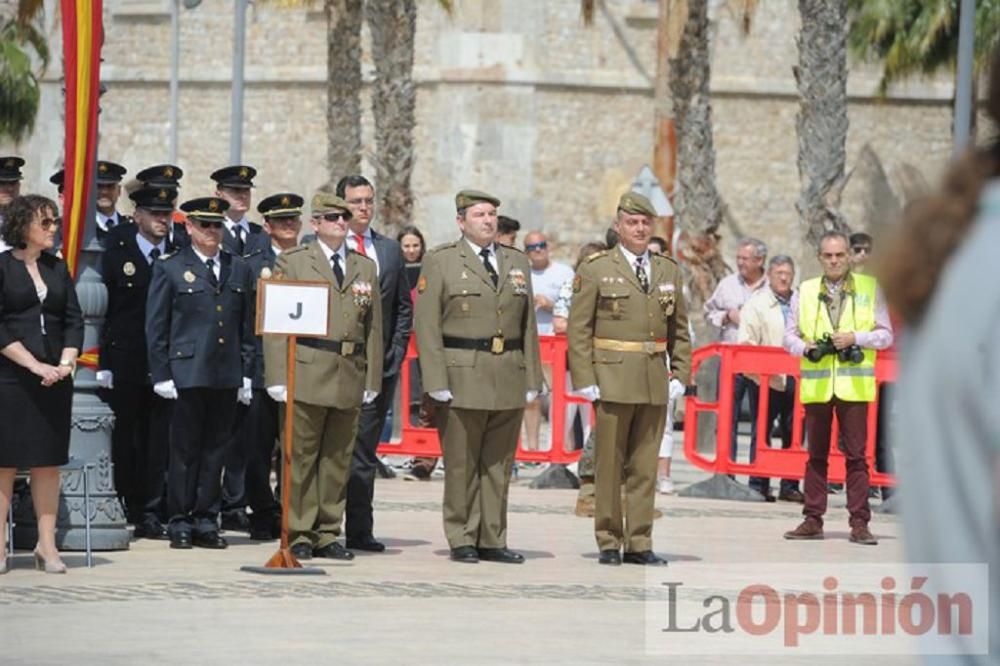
[[657, 477, 675, 495]]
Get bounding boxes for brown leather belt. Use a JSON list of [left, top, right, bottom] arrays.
[[298, 338, 365, 356], [593, 337, 667, 354]]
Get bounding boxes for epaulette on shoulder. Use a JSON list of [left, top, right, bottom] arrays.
[[427, 240, 459, 254], [652, 252, 679, 266], [584, 250, 608, 263], [282, 245, 309, 256], [158, 252, 176, 261], [349, 248, 376, 264]]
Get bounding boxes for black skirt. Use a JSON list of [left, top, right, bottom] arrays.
[[0, 362, 73, 468]]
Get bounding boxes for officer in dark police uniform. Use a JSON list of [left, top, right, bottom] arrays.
[[136, 164, 188, 248], [212, 164, 264, 258], [94, 161, 131, 244], [98, 186, 178, 538], [228, 192, 304, 540], [145, 196, 255, 550]]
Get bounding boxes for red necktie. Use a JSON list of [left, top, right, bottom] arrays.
[[353, 233, 367, 257]]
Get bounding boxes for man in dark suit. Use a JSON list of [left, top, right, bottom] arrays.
[[98, 186, 177, 539], [340, 175, 413, 552], [136, 164, 188, 248], [146, 196, 255, 550], [211, 164, 265, 532], [228, 192, 304, 540], [95, 161, 131, 245], [0, 157, 24, 252]]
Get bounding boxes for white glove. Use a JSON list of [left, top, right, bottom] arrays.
[[429, 389, 454, 402], [525, 390, 539, 403], [669, 379, 686, 401], [237, 377, 253, 405], [153, 379, 178, 400], [575, 385, 601, 402], [363, 390, 378, 405], [267, 385, 287, 403], [96, 370, 114, 389]]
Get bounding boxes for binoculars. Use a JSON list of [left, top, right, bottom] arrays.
[[805, 333, 864, 364]]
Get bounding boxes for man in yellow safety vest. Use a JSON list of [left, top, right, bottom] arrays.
[[782, 231, 893, 545]]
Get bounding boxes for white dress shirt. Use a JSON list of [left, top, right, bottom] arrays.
[[191, 246, 221, 281], [346, 227, 380, 276], [617, 244, 650, 283], [465, 237, 499, 274], [316, 238, 348, 271], [96, 210, 122, 234]]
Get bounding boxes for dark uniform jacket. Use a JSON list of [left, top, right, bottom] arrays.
[[243, 240, 279, 389], [223, 219, 265, 257], [100, 225, 174, 385], [145, 245, 255, 389]]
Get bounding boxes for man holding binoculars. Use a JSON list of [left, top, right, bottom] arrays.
[[782, 231, 893, 545]]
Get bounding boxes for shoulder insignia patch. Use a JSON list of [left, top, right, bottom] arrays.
[[417, 275, 427, 294], [572, 274, 582, 293]]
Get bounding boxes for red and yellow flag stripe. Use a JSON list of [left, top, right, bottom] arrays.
[[60, 0, 104, 278]]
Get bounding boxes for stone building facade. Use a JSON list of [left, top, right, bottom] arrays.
[[3, 0, 968, 273]]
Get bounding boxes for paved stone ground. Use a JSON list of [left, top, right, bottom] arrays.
[[0, 455, 916, 666]]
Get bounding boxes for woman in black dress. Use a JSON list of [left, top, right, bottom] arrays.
[[0, 195, 83, 574]]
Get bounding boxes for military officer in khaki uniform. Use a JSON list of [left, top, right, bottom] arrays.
[[414, 189, 544, 564], [567, 191, 691, 566], [263, 192, 382, 562]]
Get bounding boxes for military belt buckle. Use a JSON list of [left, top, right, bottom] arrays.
[[490, 336, 505, 354], [643, 341, 657, 355], [341, 341, 356, 356]]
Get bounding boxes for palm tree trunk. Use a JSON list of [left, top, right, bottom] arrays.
[[795, 0, 850, 246], [325, 0, 363, 184], [366, 0, 416, 238], [668, 0, 729, 304]]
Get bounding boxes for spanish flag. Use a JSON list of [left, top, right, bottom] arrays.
[[61, 0, 104, 278]]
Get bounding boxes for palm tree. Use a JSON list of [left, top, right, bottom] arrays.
[[324, 0, 364, 182], [796, 0, 851, 245], [366, 0, 416, 237], [0, 0, 49, 143], [847, 0, 1000, 137]]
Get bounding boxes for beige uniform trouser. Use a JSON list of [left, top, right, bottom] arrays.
[[287, 401, 360, 549], [593, 401, 666, 552], [436, 404, 523, 549]]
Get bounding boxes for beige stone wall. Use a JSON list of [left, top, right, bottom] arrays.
[[2, 0, 965, 276]]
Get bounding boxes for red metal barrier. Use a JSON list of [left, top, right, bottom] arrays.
[[377, 335, 587, 463], [682, 343, 898, 486]]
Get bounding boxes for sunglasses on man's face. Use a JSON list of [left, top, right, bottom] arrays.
[[316, 212, 349, 222], [194, 220, 224, 229], [525, 241, 547, 252]]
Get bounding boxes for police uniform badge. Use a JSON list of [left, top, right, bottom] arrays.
[[239, 167, 249, 178], [260, 267, 272, 279], [122, 261, 136, 277], [208, 199, 219, 212], [183, 270, 196, 283]]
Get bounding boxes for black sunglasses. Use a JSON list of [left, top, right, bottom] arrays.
[[194, 220, 224, 229], [37, 217, 58, 230], [316, 212, 349, 222], [525, 241, 547, 251]]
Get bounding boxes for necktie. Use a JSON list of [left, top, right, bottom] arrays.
[[635, 257, 649, 293], [233, 226, 245, 254], [353, 233, 367, 257], [331, 254, 344, 288], [480, 247, 498, 287], [206, 258, 218, 287], [148, 248, 161, 264]]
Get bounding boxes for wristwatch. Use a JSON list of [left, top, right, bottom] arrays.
[[59, 359, 77, 375]]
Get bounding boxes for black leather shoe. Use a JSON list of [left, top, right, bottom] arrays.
[[290, 543, 313, 560], [477, 547, 524, 564], [346, 536, 386, 552], [220, 510, 251, 533], [598, 549, 621, 565], [450, 545, 479, 563], [134, 519, 169, 540], [623, 550, 668, 566], [192, 531, 228, 549], [169, 532, 192, 550], [313, 542, 355, 560]]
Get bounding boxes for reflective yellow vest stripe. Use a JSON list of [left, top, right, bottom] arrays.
[[797, 274, 878, 404]]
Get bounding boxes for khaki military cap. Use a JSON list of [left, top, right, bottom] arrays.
[[311, 191, 352, 216], [455, 189, 501, 211], [617, 191, 657, 217]]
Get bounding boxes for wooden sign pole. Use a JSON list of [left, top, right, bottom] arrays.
[[242, 335, 323, 575]]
